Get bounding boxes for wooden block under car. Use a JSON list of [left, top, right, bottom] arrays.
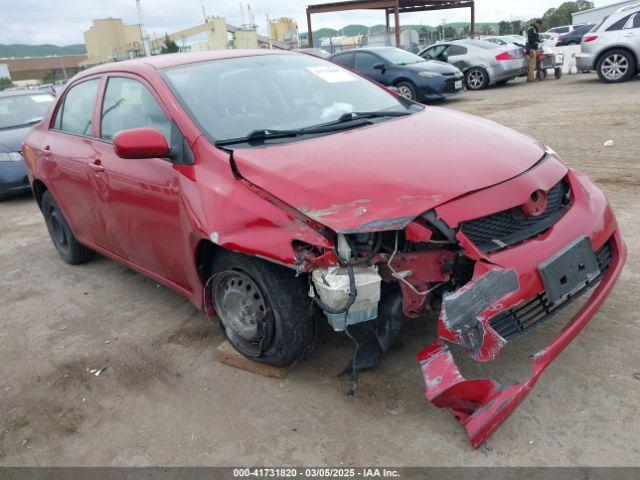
[[216, 341, 288, 378]]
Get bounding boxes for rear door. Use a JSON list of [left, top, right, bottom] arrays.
[[89, 74, 191, 288], [45, 77, 108, 246], [622, 13, 640, 53]]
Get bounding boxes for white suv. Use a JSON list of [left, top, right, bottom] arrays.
[[576, 3, 640, 83]]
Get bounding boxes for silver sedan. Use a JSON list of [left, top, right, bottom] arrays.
[[419, 39, 527, 90]]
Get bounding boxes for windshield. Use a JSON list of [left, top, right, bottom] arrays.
[[162, 54, 417, 143], [0, 93, 55, 130], [375, 48, 425, 65]]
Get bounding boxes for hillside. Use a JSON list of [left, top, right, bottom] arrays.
[[0, 44, 86, 59], [301, 22, 498, 39]]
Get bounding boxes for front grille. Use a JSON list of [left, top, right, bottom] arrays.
[[488, 240, 613, 341], [460, 179, 571, 254], [442, 78, 459, 93]]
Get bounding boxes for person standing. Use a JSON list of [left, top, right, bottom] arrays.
[[526, 19, 543, 82]]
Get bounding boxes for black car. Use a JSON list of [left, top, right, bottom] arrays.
[[0, 89, 55, 198], [556, 23, 596, 46], [330, 47, 465, 102]]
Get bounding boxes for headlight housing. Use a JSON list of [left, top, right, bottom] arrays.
[[0, 152, 23, 162], [418, 71, 441, 78]]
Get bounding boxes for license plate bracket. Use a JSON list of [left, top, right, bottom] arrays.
[[538, 236, 600, 305]]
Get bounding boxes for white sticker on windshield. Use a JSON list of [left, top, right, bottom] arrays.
[[31, 95, 53, 103], [306, 66, 357, 83]]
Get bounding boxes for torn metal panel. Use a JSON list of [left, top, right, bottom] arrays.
[[419, 231, 626, 448], [438, 264, 518, 361]]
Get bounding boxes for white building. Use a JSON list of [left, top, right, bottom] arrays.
[[572, 0, 640, 25]]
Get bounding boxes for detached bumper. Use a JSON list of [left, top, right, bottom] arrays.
[[418, 168, 627, 447]]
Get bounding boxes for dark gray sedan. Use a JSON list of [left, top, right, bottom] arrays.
[[0, 89, 55, 198], [419, 39, 527, 90]]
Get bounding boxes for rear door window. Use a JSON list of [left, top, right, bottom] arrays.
[[448, 45, 468, 56], [100, 77, 172, 143], [607, 14, 633, 31], [55, 79, 100, 136], [633, 13, 640, 28], [331, 52, 355, 68]]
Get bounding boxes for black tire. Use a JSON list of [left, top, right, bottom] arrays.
[[209, 250, 317, 367], [41, 191, 93, 265], [394, 81, 417, 101], [465, 67, 490, 90], [597, 49, 637, 83], [555, 67, 563, 80]]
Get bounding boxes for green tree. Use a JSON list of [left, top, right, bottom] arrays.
[[510, 20, 523, 35], [498, 21, 511, 35], [480, 24, 495, 36], [0, 77, 14, 91], [160, 34, 180, 54], [418, 26, 430, 43], [542, 1, 594, 29]]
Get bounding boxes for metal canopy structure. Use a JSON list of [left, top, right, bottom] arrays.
[[306, 0, 475, 47]]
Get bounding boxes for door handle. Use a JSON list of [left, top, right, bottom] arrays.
[[43, 145, 52, 157], [88, 161, 105, 173]]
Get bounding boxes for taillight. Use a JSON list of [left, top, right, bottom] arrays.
[[495, 51, 516, 61], [583, 35, 598, 43]]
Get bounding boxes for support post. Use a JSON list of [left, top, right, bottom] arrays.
[[385, 10, 390, 45], [394, 0, 400, 47], [470, 2, 476, 37], [307, 11, 313, 47]]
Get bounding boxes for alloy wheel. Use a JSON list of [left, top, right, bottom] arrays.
[[468, 70, 486, 89], [601, 54, 629, 81], [396, 84, 415, 100]]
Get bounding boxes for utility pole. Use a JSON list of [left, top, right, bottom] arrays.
[[136, 0, 151, 56]]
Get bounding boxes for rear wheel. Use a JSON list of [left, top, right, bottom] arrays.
[[394, 81, 417, 100], [41, 191, 93, 265], [597, 49, 636, 83], [209, 250, 317, 367], [465, 67, 489, 90]]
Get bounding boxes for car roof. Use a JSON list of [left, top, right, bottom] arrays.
[[74, 49, 293, 78], [0, 89, 55, 98]]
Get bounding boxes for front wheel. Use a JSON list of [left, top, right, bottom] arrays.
[[597, 49, 636, 83], [465, 67, 489, 90], [394, 81, 417, 100], [209, 251, 317, 367], [41, 191, 93, 265]]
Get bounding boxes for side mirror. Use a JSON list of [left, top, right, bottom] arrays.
[[113, 127, 170, 159], [373, 62, 386, 70]]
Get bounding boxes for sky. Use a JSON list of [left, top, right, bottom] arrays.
[[0, 0, 614, 45]]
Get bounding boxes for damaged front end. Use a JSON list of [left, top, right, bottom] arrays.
[[294, 163, 626, 448]]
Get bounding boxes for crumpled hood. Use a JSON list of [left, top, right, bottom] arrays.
[[231, 107, 545, 233]]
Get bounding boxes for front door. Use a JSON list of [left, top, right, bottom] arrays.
[[90, 75, 191, 289]]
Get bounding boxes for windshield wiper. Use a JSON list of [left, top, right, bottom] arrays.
[[337, 110, 413, 123], [0, 119, 41, 131], [215, 110, 413, 147]]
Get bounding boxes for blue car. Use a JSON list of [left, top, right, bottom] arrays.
[[0, 89, 55, 199], [330, 47, 465, 102]]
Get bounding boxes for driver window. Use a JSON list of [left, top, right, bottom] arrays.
[[423, 45, 448, 60], [100, 77, 171, 143], [355, 52, 381, 70]]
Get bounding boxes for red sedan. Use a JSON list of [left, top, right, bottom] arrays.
[[22, 50, 626, 447]]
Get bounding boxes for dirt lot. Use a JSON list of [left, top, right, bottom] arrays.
[[1, 74, 639, 467]]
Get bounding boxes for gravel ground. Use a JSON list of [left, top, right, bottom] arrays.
[[0, 74, 638, 467]]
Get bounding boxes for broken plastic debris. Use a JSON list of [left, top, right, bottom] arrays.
[[105, 340, 111, 344], [634, 372, 640, 381], [604, 140, 614, 147], [87, 368, 106, 376]]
